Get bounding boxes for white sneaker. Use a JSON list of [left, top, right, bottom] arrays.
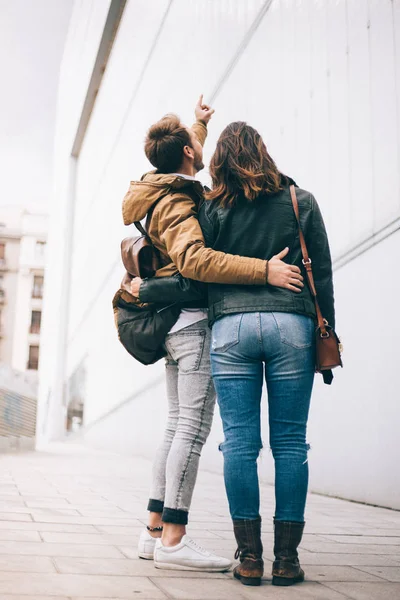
[[154, 534, 232, 572], [138, 529, 157, 560]]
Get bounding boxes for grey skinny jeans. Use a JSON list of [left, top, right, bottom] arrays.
[[147, 319, 216, 524]]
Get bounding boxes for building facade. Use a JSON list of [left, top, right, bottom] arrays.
[[37, 0, 400, 509], [0, 207, 47, 374]]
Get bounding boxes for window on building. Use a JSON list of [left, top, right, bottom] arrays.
[[0, 274, 3, 288], [35, 241, 46, 259], [28, 345, 39, 370], [0, 243, 5, 265], [30, 310, 42, 334], [32, 275, 44, 298]]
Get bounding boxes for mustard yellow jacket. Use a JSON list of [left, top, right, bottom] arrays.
[[122, 121, 267, 286]]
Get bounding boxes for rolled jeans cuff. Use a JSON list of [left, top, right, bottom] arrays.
[[147, 499, 164, 513], [162, 507, 189, 525]]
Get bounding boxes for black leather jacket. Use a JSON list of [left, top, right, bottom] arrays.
[[198, 184, 335, 328], [140, 273, 207, 308], [139, 184, 335, 330]]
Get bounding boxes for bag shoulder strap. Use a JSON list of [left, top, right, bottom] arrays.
[[289, 185, 327, 335], [133, 203, 158, 238], [134, 221, 147, 236]]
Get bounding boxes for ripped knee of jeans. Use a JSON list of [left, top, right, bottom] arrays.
[[303, 442, 311, 464]]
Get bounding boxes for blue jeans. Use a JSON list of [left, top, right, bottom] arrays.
[[211, 312, 315, 523]]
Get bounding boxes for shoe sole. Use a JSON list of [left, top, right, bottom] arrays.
[[138, 552, 154, 560], [272, 575, 304, 586], [154, 561, 231, 572], [234, 571, 261, 586]]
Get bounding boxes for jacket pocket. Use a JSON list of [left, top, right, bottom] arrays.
[[211, 314, 243, 353], [165, 329, 206, 373], [272, 312, 314, 349]]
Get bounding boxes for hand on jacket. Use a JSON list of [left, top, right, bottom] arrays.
[[267, 248, 304, 292], [130, 277, 143, 298], [195, 94, 215, 124]]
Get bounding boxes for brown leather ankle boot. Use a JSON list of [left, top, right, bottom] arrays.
[[272, 520, 305, 586], [233, 517, 264, 586]]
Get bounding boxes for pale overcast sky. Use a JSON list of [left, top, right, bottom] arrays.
[[0, 0, 73, 212]]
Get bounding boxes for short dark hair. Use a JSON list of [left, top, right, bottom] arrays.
[[144, 114, 191, 173]]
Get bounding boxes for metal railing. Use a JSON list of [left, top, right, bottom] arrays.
[[0, 388, 37, 451]]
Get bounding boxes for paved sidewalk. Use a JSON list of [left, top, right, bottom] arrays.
[[0, 443, 398, 599]]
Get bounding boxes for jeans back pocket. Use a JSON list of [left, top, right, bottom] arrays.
[[272, 313, 314, 349], [165, 330, 206, 373], [211, 314, 243, 353]]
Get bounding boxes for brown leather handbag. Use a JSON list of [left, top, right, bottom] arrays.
[[112, 216, 180, 366], [121, 219, 161, 279], [290, 185, 343, 385]]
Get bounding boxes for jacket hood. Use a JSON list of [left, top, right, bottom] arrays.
[[122, 171, 204, 225]]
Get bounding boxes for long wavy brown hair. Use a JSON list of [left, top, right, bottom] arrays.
[[205, 121, 287, 207]]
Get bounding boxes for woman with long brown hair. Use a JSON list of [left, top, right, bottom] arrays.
[[198, 121, 335, 587]]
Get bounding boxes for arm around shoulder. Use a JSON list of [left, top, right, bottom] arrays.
[[157, 195, 268, 286]]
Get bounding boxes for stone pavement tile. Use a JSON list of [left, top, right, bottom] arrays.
[[0, 572, 166, 598], [0, 520, 98, 533], [31, 514, 141, 525], [239, 581, 354, 599], [0, 498, 25, 506], [344, 528, 400, 537], [323, 582, 400, 600], [16, 489, 61, 497], [75, 508, 131, 517], [304, 566, 385, 582], [321, 535, 400, 546], [300, 553, 400, 567], [0, 513, 32, 522], [299, 541, 400, 555], [95, 525, 147, 535], [0, 541, 125, 558], [57, 496, 115, 505], [0, 555, 56, 573], [149, 576, 249, 600], [24, 497, 71, 507], [153, 577, 351, 600], [0, 596, 69, 600], [0, 487, 18, 495], [54, 557, 228, 579], [353, 566, 400, 582], [41, 531, 123, 544], [30, 507, 82, 516], [0, 530, 41, 541]]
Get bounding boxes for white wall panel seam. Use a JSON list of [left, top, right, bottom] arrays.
[[391, 0, 400, 214], [208, 0, 273, 104], [67, 254, 120, 346], [73, 374, 164, 431], [334, 216, 400, 270], [345, 0, 353, 244], [72, 0, 174, 232], [366, 2, 376, 235]]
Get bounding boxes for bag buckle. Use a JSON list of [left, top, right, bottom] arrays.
[[320, 331, 330, 339], [302, 258, 312, 265]]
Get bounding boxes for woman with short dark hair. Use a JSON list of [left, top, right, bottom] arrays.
[[199, 121, 336, 587]]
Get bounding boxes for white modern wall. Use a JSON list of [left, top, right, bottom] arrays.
[[38, 0, 400, 509]]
